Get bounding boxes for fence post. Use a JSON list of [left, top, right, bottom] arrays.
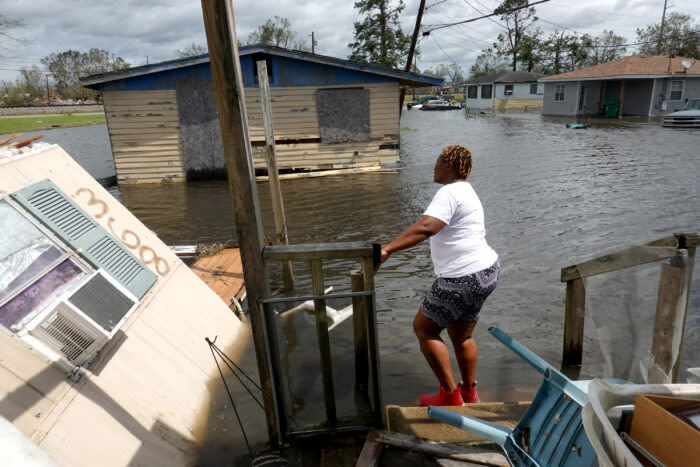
[[650, 250, 691, 382], [562, 277, 586, 367], [309, 259, 337, 428], [351, 270, 369, 394]]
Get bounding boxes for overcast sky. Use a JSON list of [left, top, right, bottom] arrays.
[[1, 0, 698, 83]]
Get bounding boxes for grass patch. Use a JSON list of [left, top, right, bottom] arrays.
[[400, 126, 417, 131], [0, 114, 106, 134]]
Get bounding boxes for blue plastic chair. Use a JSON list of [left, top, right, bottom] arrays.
[[428, 326, 596, 467]]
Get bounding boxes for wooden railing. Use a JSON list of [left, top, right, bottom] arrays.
[[561, 233, 697, 382], [261, 242, 383, 438]]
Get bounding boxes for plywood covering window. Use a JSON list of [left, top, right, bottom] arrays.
[[315, 88, 370, 143]]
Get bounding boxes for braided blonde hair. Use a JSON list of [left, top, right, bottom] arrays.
[[440, 145, 473, 179]]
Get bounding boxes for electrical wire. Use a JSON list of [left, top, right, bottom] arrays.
[[424, 0, 551, 34]]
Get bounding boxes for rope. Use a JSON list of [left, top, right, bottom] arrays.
[[206, 336, 251, 452]]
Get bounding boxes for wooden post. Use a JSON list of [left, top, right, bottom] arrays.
[[309, 259, 337, 428], [351, 270, 369, 393], [201, 0, 279, 446], [562, 278, 586, 366], [650, 251, 690, 382], [672, 243, 695, 381], [618, 80, 626, 118], [256, 59, 294, 292]]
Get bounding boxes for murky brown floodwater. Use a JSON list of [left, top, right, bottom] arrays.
[[21, 112, 699, 456]]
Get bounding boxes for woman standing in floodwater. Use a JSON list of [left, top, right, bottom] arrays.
[[381, 145, 499, 406]]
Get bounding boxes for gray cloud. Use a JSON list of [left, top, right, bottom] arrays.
[[0, 0, 697, 82]]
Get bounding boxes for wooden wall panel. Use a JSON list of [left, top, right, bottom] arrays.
[[103, 90, 186, 185]]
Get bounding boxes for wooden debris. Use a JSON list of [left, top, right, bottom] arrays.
[[1, 134, 44, 150], [362, 429, 510, 466], [0, 133, 21, 146]]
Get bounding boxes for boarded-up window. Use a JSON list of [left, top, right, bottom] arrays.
[[316, 88, 370, 143]]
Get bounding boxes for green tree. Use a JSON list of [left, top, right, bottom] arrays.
[[636, 12, 699, 58], [469, 48, 509, 78], [247, 16, 309, 51], [581, 30, 627, 66], [348, 0, 411, 69], [175, 42, 207, 58], [493, 0, 540, 71], [540, 30, 578, 75], [41, 49, 129, 99]]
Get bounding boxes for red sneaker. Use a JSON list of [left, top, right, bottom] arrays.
[[419, 385, 464, 407], [461, 381, 480, 403]]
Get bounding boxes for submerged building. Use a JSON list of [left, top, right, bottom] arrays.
[[80, 45, 442, 185], [539, 54, 700, 117]]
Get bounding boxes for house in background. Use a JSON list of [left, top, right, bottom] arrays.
[[80, 44, 442, 185], [462, 71, 544, 112], [539, 54, 700, 117]]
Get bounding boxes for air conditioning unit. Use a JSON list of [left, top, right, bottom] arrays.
[[25, 270, 139, 367], [505, 90, 513, 96]]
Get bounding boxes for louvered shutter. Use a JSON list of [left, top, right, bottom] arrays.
[[11, 179, 157, 299]]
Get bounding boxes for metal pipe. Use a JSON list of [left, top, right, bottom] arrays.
[[427, 406, 509, 446]]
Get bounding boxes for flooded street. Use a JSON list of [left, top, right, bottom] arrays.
[[8, 112, 699, 454]]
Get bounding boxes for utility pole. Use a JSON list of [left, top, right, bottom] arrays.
[[146, 55, 149, 64], [657, 0, 668, 55], [399, 0, 426, 116], [309, 32, 317, 54], [201, 0, 279, 447], [45, 75, 51, 106]]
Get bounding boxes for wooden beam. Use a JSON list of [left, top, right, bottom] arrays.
[[201, 0, 279, 446], [672, 246, 695, 381], [562, 278, 586, 367], [257, 59, 294, 292], [0, 133, 21, 146], [351, 270, 369, 395], [650, 251, 691, 382], [263, 242, 375, 262], [365, 429, 509, 466], [355, 436, 382, 467], [310, 259, 337, 428], [618, 80, 626, 118], [560, 246, 679, 282]]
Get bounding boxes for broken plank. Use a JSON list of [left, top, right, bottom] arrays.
[[367, 430, 509, 466]]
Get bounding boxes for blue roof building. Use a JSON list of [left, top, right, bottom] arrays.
[[81, 44, 442, 185]]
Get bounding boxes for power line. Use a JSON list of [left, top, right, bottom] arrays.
[[462, 0, 507, 30], [423, 0, 551, 34]]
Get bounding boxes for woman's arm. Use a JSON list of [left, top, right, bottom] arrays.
[[381, 215, 446, 262]]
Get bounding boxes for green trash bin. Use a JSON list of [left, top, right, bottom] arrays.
[[605, 99, 620, 118]]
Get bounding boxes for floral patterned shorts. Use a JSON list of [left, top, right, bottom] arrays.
[[421, 261, 500, 328]]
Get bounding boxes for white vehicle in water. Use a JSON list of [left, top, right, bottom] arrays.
[[663, 99, 700, 128]]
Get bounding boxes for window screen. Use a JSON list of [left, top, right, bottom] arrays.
[[481, 85, 492, 99], [670, 80, 684, 101], [530, 84, 538, 95], [504, 84, 514, 96], [467, 86, 477, 98], [316, 88, 370, 144], [555, 84, 565, 102]]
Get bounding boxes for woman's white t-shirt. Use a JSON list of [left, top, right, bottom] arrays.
[[423, 181, 498, 277]]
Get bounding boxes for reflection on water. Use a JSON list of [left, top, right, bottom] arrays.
[[44, 113, 699, 453]]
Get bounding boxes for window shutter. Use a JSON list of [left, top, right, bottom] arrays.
[[11, 179, 157, 299]]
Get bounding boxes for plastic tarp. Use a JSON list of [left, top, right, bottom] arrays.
[[580, 250, 693, 384]]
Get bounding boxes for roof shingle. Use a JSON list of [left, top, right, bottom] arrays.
[[540, 55, 700, 81]]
